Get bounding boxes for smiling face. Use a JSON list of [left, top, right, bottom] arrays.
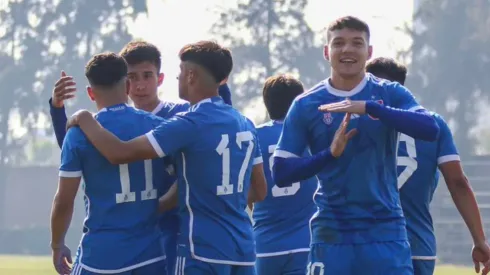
[[324, 28, 372, 79]]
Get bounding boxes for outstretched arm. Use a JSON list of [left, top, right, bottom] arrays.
[[365, 102, 439, 141]]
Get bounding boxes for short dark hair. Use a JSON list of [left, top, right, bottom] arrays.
[[178, 41, 233, 84], [85, 52, 128, 87], [119, 40, 161, 72], [366, 57, 407, 85], [263, 75, 304, 120], [327, 16, 370, 41]]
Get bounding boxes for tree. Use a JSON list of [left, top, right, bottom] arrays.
[[401, 0, 490, 156], [0, 0, 148, 228], [211, 0, 328, 120]]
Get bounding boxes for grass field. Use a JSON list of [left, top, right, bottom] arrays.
[[0, 255, 478, 275]]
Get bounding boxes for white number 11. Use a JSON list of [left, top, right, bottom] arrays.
[[116, 160, 157, 204]]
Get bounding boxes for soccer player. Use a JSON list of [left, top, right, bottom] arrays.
[[65, 41, 267, 275], [272, 16, 441, 274], [48, 40, 233, 275], [366, 57, 490, 275], [50, 52, 167, 275], [252, 75, 317, 275]]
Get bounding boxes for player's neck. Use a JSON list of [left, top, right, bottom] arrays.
[[329, 71, 366, 91], [134, 98, 160, 113], [95, 96, 128, 111], [189, 90, 219, 105]]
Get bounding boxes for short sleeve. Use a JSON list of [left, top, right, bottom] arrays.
[[274, 98, 308, 158], [145, 113, 199, 158], [435, 114, 460, 165], [389, 83, 424, 111], [59, 128, 82, 178]]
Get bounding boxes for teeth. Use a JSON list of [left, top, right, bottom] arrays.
[[341, 59, 355, 63]]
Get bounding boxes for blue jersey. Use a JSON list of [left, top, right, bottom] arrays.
[[146, 96, 262, 265], [152, 100, 190, 118], [151, 101, 190, 234], [253, 120, 317, 256], [397, 113, 459, 258], [59, 104, 167, 272], [275, 73, 423, 245]]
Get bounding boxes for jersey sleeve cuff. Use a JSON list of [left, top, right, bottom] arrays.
[[145, 131, 166, 158], [438, 154, 460, 164], [253, 156, 263, 165], [273, 149, 299, 158], [59, 170, 82, 177]]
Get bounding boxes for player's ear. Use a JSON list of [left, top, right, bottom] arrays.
[[86, 86, 95, 101], [157, 73, 164, 87], [125, 79, 130, 95], [323, 45, 330, 61], [367, 45, 373, 60]]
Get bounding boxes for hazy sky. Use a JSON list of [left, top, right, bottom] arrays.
[[128, 0, 414, 106]]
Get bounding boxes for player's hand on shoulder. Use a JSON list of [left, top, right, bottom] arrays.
[[330, 113, 357, 158], [52, 71, 76, 108], [472, 241, 490, 275], [66, 109, 92, 131], [319, 98, 366, 115], [51, 244, 72, 274]]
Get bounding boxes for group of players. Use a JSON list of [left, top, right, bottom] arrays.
[[47, 15, 490, 275]]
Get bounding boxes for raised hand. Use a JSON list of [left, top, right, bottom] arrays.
[[52, 71, 76, 108], [319, 99, 366, 115], [330, 113, 358, 158]]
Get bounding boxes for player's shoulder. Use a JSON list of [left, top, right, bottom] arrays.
[[366, 73, 403, 92], [430, 112, 450, 131], [297, 80, 328, 101], [129, 106, 165, 126], [164, 100, 190, 111], [63, 126, 86, 148]]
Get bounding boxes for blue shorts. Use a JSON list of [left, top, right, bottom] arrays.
[[71, 259, 166, 275], [256, 252, 308, 275], [160, 234, 177, 275], [412, 259, 435, 275], [308, 241, 413, 275], [174, 256, 255, 275]]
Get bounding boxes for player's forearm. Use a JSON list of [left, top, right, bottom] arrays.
[[158, 182, 178, 213], [365, 101, 439, 141], [49, 98, 68, 148], [273, 149, 334, 187], [218, 84, 232, 106], [50, 194, 74, 248], [448, 176, 486, 244]]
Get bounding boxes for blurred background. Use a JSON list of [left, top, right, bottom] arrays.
[[0, 0, 489, 274]]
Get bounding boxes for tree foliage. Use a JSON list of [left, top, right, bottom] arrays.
[[402, 0, 490, 156], [0, 0, 148, 227], [211, 0, 328, 118]]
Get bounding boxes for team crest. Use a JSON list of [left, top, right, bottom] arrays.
[[323, 112, 333, 125], [368, 99, 384, 120]]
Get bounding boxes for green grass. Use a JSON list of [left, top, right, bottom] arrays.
[[0, 255, 477, 275]]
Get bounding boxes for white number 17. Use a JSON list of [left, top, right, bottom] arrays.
[[215, 131, 255, 196]]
